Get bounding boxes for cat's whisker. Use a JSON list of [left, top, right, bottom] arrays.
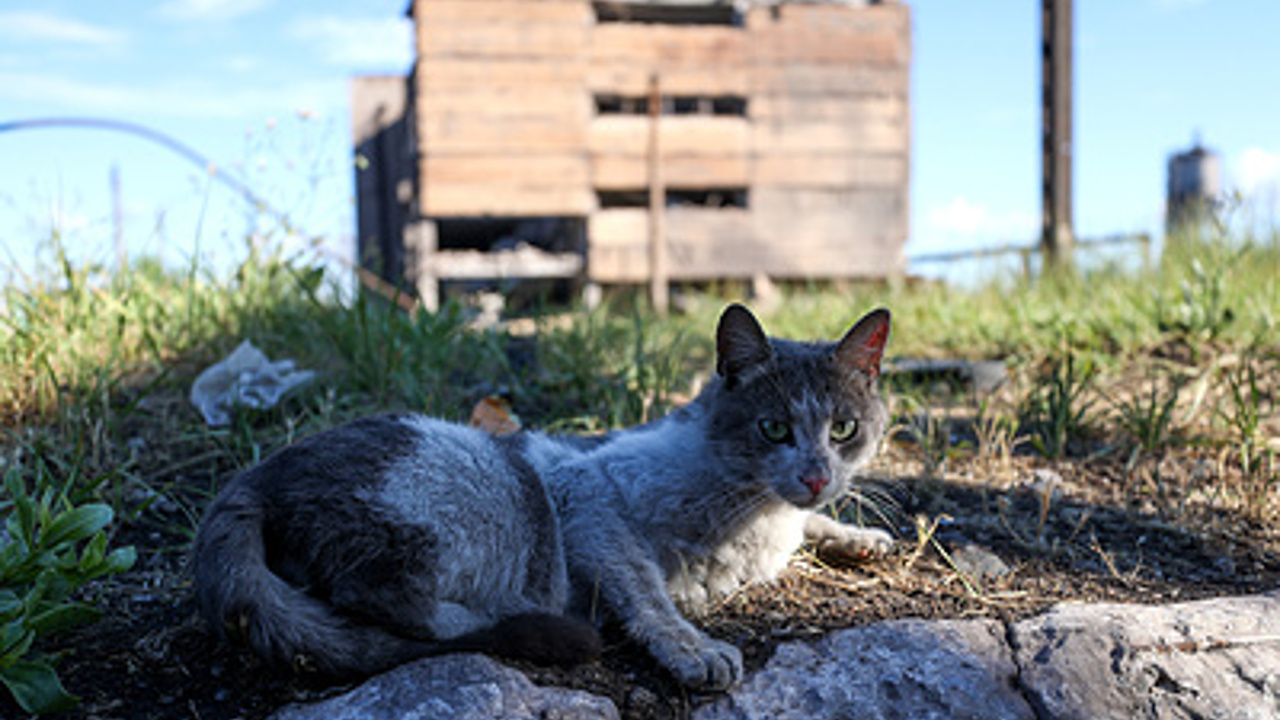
[[852, 482, 902, 513], [717, 493, 770, 530], [843, 487, 901, 532]]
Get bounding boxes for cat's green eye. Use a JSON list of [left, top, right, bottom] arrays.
[[759, 419, 793, 444], [829, 419, 859, 443]]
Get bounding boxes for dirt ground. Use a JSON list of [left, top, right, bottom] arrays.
[[7, 430, 1278, 720]]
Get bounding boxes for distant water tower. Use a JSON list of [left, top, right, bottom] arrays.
[[1166, 138, 1221, 237]]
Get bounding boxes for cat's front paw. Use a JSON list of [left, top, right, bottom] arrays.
[[816, 526, 894, 562], [664, 637, 743, 692]]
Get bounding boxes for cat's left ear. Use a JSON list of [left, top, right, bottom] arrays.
[[716, 303, 775, 380], [834, 308, 891, 379]]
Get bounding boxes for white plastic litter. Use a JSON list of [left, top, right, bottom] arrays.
[[190, 341, 315, 427]]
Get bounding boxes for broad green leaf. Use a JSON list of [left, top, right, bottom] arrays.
[[79, 533, 107, 571], [36, 500, 53, 538], [40, 505, 112, 549], [0, 590, 21, 617], [12, 487, 37, 547], [5, 513, 23, 547], [101, 546, 137, 575], [28, 602, 101, 636], [0, 658, 79, 714], [0, 623, 34, 665], [54, 546, 81, 573], [0, 542, 25, 583]]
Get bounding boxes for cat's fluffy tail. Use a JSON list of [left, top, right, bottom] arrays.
[[193, 480, 601, 677], [193, 480, 427, 675]]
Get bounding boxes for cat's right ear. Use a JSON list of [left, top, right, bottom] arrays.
[[716, 303, 774, 382], [834, 308, 891, 379]]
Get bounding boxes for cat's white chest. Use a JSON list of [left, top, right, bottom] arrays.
[[666, 502, 809, 614]]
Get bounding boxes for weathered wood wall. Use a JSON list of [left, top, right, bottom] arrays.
[[399, 0, 911, 286], [414, 0, 593, 216], [351, 75, 415, 287]]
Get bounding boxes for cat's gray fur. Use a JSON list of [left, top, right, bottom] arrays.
[[194, 303, 892, 691]]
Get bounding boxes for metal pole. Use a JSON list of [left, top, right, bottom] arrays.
[[1041, 0, 1074, 269], [110, 163, 126, 273]]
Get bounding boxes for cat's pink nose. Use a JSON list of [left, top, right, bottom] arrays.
[[801, 475, 830, 495]]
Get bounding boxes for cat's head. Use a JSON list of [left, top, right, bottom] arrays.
[[706, 303, 890, 509]]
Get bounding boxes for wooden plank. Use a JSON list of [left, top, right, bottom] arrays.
[[742, 2, 911, 35], [418, 87, 591, 122], [590, 115, 750, 157], [417, 58, 585, 92], [419, 21, 586, 59], [752, 30, 906, 66], [589, 208, 752, 282], [432, 248, 584, 280], [588, 243, 905, 283], [591, 203, 905, 251], [751, 187, 908, 246], [755, 29, 905, 66], [586, 25, 748, 96], [590, 24, 747, 66], [750, 95, 907, 123], [592, 154, 749, 189], [745, 3, 909, 34], [753, 118, 907, 155], [589, 208, 647, 249], [587, 61, 749, 96], [587, 205, 906, 283], [424, 183, 594, 216], [751, 154, 907, 188], [753, 186, 904, 215], [421, 115, 588, 154], [423, 155, 590, 186], [745, 4, 909, 65], [415, 0, 590, 26], [752, 64, 907, 97]]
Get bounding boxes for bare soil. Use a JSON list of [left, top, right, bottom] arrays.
[[6, 428, 1278, 720]]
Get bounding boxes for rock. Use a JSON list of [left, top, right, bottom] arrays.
[[695, 619, 1035, 720], [950, 543, 1012, 580], [887, 358, 1007, 394], [268, 653, 618, 720], [265, 592, 1280, 720], [1011, 590, 1280, 720]]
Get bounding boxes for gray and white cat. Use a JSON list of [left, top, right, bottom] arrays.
[[194, 303, 891, 691]]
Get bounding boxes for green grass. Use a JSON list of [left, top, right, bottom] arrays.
[[0, 221, 1278, 712]]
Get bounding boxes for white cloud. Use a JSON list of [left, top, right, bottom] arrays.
[[926, 197, 1038, 241], [158, 0, 272, 22], [0, 11, 127, 48], [288, 16, 412, 68], [1236, 147, 1280, 195]]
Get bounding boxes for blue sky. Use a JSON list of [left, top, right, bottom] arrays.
[[2, 0, 1278, 282]]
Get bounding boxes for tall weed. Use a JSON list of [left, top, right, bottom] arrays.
[[1021, 344, 1098, 459]]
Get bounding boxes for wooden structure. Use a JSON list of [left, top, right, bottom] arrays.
[[354, 0, 911, 309], [1166, 140, 1221, 237]]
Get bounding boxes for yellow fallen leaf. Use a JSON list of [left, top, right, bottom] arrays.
[[469, 396, 521, 436]]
